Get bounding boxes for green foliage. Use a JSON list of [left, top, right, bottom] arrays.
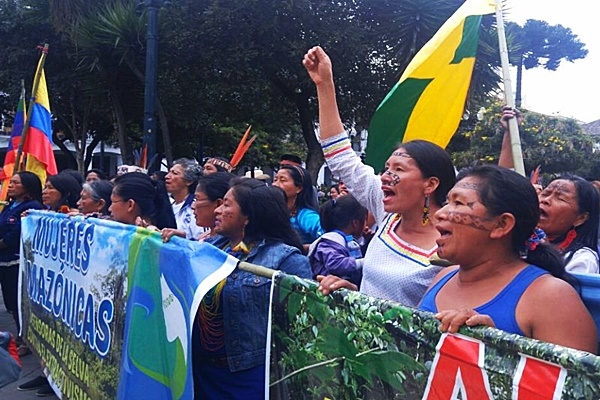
[[271, 274, 600, 399], [449, 101, 599, 177], [505, 19, 588, 107], [1, 0, 549, 175], [272, 276, 426, 399], [506, 19, 588, 72]]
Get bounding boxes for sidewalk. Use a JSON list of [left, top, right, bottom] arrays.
[[0, 287, 55, 399]]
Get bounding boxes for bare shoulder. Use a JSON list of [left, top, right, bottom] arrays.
[[519, 273, 597, 353], [519, 273, 590, 326], [525, 273, 580, 300]]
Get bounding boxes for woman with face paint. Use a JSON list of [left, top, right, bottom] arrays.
[[418, 165, 596, 353], [193, 178, 311, 397], [303, 46, 456, 307], [537, 176, 600, 273], [500, 108, 599, 273]]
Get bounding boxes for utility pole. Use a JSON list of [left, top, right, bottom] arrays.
[[142, 0, 164, 173]]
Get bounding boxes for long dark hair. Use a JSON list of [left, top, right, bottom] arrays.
[[196, 172, 235, 201], [395, 140, 456, 206], [230, 178, 303, 251], [15, 171, 43, 204], [113, 172, 176, 229], [550, 174, 600, 262], [279, 165, 318, 210], [47, 173, 82, 210], [458, 165, 566, 279]]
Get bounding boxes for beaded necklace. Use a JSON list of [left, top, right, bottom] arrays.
[[198, 241, 253, 351], [554, 229, 577, 253]]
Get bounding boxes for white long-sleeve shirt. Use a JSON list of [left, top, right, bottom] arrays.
[[321, 133, 441, 307]]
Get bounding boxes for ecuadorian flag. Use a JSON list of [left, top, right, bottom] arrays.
[[366, 0, 496, 171], [24, 56, 58, 184]]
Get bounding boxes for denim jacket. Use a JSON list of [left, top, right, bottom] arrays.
[[207, 235, 311, 372]]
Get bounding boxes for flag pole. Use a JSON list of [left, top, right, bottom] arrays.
[[238, 261, 275, 279], [14, 43, 50, 174], [494, 0, 525, 176]]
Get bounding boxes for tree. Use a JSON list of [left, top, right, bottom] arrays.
[[506, 19, 588, 108], [449, 102, 598, 177], [158, 0, 502, 179], [1, 0, 504, 177]]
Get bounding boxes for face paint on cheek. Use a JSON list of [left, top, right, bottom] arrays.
[[447, 211, 495, 231], [384, 170, 401, 186]]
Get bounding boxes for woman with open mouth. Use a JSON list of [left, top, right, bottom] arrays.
[[303, 46, 456, 307], [419, 165, 596, 353], [500, 108, 599, 273], [537, 176, 599, 273]]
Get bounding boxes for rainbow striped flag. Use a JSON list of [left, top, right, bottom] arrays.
[[0, 85, 26, 201], [366, 0, 496, 171]]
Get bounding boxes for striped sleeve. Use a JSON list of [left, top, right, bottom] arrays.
[[320, 132, 386, 224]]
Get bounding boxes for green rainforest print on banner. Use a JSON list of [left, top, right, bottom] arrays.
[[269, 273, 600, 399]]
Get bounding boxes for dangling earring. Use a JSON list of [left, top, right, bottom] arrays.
[[422, 194, 430, 225]]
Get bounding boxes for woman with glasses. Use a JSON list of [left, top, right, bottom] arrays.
[[109, 172, 176, 229]]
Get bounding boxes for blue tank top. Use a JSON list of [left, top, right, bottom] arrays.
[[419, 265, 548, 336]]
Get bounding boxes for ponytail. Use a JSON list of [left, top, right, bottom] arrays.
[[152, 179, 176, 229], [524, 242, 566, 279]]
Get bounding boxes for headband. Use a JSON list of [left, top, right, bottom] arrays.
[[206, 158, 233, 173], [291, 165, 305, 186]]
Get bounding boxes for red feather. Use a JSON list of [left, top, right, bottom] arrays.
[[230, 125, 256, 168]]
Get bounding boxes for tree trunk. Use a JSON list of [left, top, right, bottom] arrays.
[[296, 94, 324, 182], [108, 80, 133, 165], [156, 99, 173, 166], [267, 73, 324, 182], [52, 133, 78, 169], [84, 135, 103, 170]]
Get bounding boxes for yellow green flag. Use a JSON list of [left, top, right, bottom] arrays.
[[366, 0, 496, 171]]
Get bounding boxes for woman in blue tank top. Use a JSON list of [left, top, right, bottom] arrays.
[[419, 165, 597, 354]]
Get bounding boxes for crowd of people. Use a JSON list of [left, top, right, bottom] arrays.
[[2, 45, 600, 398]]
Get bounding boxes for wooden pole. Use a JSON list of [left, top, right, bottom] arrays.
[[238, 261, 276, 279], [14, 44, 49, 174], [494, 0, 525, 176]]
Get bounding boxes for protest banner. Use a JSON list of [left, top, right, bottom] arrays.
[[269, 273, 600, 399], [20, 210, 237, 399]]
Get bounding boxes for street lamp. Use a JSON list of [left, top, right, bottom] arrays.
[[142, 0, 165, 173]]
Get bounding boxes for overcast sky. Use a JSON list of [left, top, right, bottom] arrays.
[[506, 0, 599, 123]]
